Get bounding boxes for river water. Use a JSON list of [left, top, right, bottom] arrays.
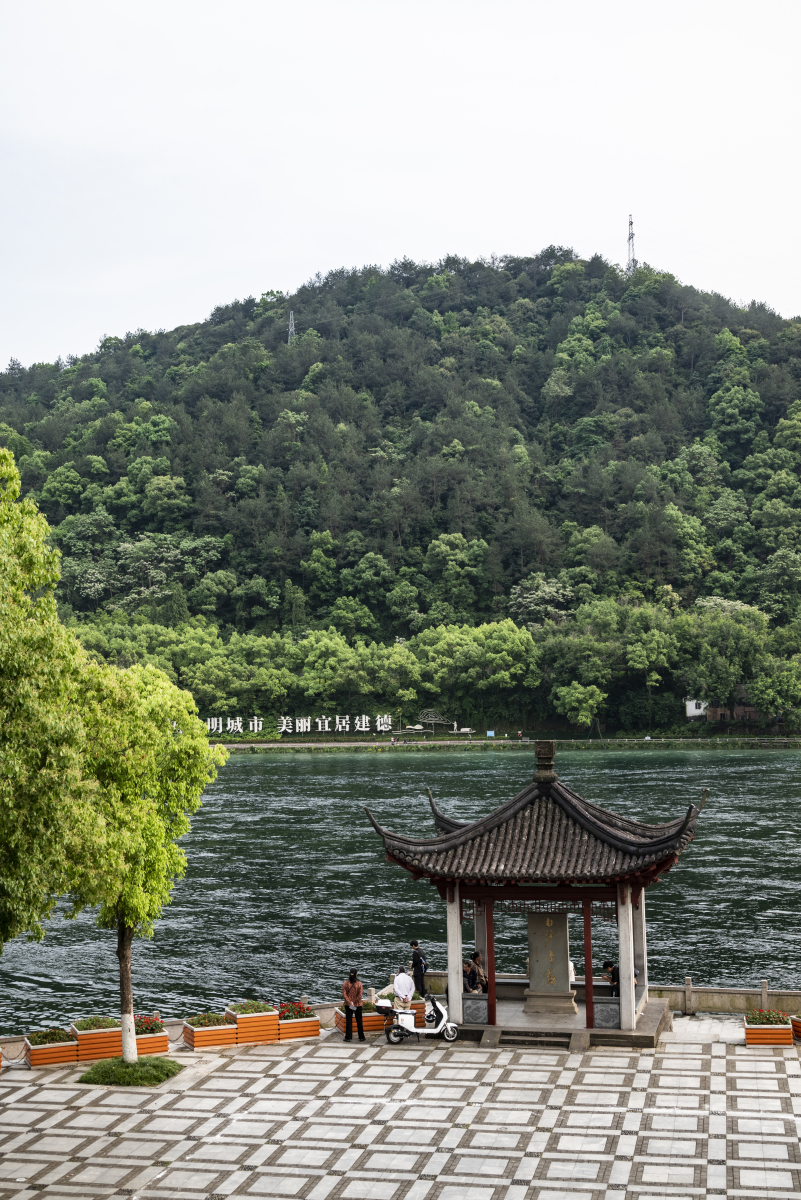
[[1, 749, 800, 1034]]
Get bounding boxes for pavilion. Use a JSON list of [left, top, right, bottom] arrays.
[[366, 741, 704, 1032]]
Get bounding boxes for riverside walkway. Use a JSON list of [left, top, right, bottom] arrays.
[[1, 1017, 799, 1199]]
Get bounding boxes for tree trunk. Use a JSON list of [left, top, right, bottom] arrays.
[[116, 919, 137, 1063]]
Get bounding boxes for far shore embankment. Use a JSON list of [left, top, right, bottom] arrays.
[[212, 736, 801, 753]]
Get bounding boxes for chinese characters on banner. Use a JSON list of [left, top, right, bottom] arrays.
[[205, 715, 393, 735], [277, 715, 392, 734], [206, 717, 263, 733]]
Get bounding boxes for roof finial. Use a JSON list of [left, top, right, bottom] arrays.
[[533, 739, 557, 785]]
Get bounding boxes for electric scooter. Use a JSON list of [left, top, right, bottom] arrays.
[[376, 992, 458, 1044]]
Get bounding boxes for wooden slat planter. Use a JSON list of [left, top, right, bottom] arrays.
[[24, 1037, 78, 1068], [279, 1016, 320, 1041], [183, 1021, 237, 1050], [744, 1021, 793, 1046], [334, 1009, 390, 1034], [225, 1008, 279, 1045], [136, 1032, 169, 1056], [791, 1016, 801, 1040], [70, 1025, 123, 1061]]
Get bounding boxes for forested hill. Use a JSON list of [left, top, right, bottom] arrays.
[[3, 248, 801, 732]]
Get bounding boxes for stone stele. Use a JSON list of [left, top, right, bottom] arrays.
[[523, 910, 578, 1014]]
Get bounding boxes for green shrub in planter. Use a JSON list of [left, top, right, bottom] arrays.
[[186, 1011, 236, 1028], [229, 1000, 276, 1015], [28, 1028, 75, 1046], [73, 1015, 121, 1031]]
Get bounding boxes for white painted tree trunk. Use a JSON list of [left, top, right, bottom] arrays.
[[117, 920, 138, 1063], [121, 1013, 137, 1063]]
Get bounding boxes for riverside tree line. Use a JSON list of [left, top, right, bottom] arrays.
[[2, 250, 801, 729]]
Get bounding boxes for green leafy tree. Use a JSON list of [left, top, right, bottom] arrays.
[[625, 629, 677, 698], [551, 682, 607, 727], [0, 449, 100, 950], [749, 657, 801, 721], [71, 661, 227, 1061]]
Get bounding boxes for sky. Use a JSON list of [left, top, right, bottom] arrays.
[[0, 0, 798, 367]]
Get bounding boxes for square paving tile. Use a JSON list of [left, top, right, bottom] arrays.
[[247, 1176, 310, 1194]]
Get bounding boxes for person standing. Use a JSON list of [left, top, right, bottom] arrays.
[[410, 940, 426, 996], [393, 966, 415, 1010], [342, 968, 366, 1041]]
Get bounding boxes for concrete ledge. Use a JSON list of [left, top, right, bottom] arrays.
[[650, 982, 801, 1015], [456, 998, 672, 1049]]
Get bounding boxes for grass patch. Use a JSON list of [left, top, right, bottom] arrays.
[[78, 1056, 184, 1086]]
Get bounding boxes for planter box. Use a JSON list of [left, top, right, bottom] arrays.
[[225, 1007, 279, 1045], [791, 1016, 801, 1040], [334, 1008, 391, 1034], [182, 1021, 237, 1050], [353, 1000, 426, 1030], [279, 1016, 320, 1041], [136, 1032, 169, 1056], [24, 1037, 78, 1068], [69, 1025, 123, 1061], [744, 1020, 793, 1046]]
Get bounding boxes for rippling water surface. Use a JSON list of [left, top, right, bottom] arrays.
[[2, 748, 800, 1033]]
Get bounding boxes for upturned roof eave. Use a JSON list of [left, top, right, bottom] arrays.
[[367, 779, 698, 861], [385, 846, 685, 888]]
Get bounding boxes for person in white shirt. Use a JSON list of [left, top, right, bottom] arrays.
[[393, 968, 415, 1010]]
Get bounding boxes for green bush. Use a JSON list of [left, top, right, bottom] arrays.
[[185, 1011, 235, 1028], [27, 1028, 75, 1046], [78, 1056, 184, 1086], [73, 1015, 121, 1031], [229, 1000, 276, 1014]]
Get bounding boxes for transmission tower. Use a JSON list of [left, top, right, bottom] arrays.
[[288, 311, 296, 343], [627, 214, 637, 274]]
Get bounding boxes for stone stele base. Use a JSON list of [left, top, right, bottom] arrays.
[[523, 988, 578, 1014]]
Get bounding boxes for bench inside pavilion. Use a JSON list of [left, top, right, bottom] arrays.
[[367, 741, 704, 1033]]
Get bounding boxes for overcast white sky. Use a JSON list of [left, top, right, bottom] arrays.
[[1, 0, 798, 367]]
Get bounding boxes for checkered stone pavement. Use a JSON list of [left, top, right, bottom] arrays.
[[1, 1033, 800, 1199]]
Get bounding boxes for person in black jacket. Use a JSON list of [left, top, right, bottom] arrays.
[[410, 940, 426, 996], [602, 960, 620, 997], [463, 961, 480, 992]]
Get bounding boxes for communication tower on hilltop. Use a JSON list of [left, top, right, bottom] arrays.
[[288, 311, 296, 343], [627, 215, 637, 274]]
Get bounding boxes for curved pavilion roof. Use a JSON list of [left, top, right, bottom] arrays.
[[366, 776, 703, 887]]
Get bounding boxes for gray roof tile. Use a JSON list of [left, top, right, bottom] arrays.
[[366, 778, 702, 884]]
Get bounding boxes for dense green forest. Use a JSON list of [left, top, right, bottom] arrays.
[[3, 248, 801, 732]]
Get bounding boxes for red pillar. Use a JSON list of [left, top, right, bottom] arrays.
[[486, 899, 496, 1026], [583, 899, 594, 1029]]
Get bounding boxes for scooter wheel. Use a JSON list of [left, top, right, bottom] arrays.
[[386, 1024, 405, 1045], [442, 1023, 458, 1042]]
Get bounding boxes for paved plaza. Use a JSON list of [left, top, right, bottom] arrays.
[[1, 1020, 800, 1200]]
